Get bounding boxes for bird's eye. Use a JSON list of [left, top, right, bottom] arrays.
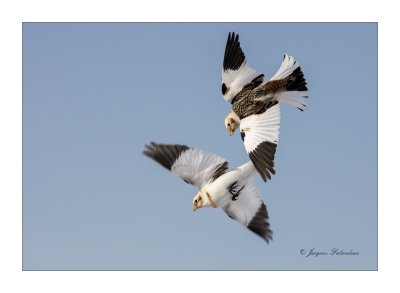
[[194, 199, 197, 203], [227, 123, 231, 127]]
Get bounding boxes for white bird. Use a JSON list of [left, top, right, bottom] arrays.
[[221, 32, 308, 181], [143, 142, 273, 243]]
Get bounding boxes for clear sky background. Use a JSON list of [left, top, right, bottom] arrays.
[[23, 23, 377, 270]]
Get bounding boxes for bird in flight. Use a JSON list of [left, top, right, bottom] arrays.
[[143, 142, 273, 243], [222, 32, 308, 182]]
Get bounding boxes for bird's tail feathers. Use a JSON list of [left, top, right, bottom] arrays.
[[271, 54, 299, 80], [277, 90, 308, 111], [272, 54, 308, 111]]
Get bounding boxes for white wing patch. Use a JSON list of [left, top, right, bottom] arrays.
[[222, 181, 261, 225], [172, 148, 227, 189], [222, 181, 272, 242], [240, 103, 280, 153], [222, 61, 259, 103]]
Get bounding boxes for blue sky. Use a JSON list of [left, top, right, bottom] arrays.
[[23, 23, 377, 270]]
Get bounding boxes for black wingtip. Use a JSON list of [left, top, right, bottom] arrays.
[[143, 142, 190, 171], [223, 31, 246, 71], [248, 141, 277, 183], [247, 203, 273, 243]]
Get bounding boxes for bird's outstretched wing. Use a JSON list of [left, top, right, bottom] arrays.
[[143, 142, 229, 189], [222, 32, 264, 103], [240, 103, 280, 182], [222, 181, 272, 243]]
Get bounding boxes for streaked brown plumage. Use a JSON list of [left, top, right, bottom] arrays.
[[231, 67, 306, 120]]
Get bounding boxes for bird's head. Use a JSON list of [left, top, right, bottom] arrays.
[[192, 190, 216, 211], [224, 111, 240, 136], [192, 191, 204, 211]]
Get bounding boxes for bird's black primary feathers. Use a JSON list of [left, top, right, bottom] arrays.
[[247, 203, 273, 243], [248, 141, 277, 182], [223, 32, 246, 71], [143, 142, 189, 171]]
